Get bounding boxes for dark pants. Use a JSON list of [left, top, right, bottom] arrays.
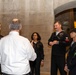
[[30, 59, 41, 75], [2, 72, 31, 75], [51, 55, 67, 75], [0, 64, 2, 74], [69, 67, 76, 75]]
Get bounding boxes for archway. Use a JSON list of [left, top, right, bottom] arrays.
[[54, 1, 76, 34], [54, 1, 76, 16]]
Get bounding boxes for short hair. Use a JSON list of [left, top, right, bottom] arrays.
[[70, 28, 76, 33], [9, 19, 22, 30], [54, 20, 63, 29], [31, 32, 41, 41], [54, 20, 62, 25]]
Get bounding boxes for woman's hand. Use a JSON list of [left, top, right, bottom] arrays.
[[41, 60, 44, 67], [64, 64, 69, 72]]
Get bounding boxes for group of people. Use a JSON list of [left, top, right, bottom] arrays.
[[0, 18, 44, 75], [48, 21, 76, 75], [0, 18, 76, 75]]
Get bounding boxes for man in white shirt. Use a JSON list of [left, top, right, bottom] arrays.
[[0, 18, 36, 75]]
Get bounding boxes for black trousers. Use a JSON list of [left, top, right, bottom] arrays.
[[51, 55, 67, 75], [69, 67, 76, 75], [30, 59, 41, 75], [2, 72, 31, 75]]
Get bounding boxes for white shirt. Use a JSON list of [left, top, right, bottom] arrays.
[[71, 41, 74, 46], [56, 31, 59, 36], [0, 31, 36, 75]]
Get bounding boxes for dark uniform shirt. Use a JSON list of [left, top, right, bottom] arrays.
[[48, 31, 69, 56], [67, 42, 76, 70], [67, 42, 76, 75]]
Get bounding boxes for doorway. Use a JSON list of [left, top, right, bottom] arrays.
[[55, 9, 74, 35]]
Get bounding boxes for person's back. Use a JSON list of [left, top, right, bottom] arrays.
[[0, 18, 36, 75]]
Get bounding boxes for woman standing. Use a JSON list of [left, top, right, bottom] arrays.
[[30, 32, 44, 75]]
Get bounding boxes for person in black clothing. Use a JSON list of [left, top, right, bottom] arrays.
[[0, 23, 3, 74], [30, 32, 44, 75], [48, 21, 69, 75], [64, 28, 76, 75], [0, 35, 3, 74]]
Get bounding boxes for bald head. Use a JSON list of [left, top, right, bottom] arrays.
[[12, 18, 18, 21], [12, 18, 20, 24]]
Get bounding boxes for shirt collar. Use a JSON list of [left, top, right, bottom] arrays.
[[9, 31, 19, 35], [56, 31, 59, 35]]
